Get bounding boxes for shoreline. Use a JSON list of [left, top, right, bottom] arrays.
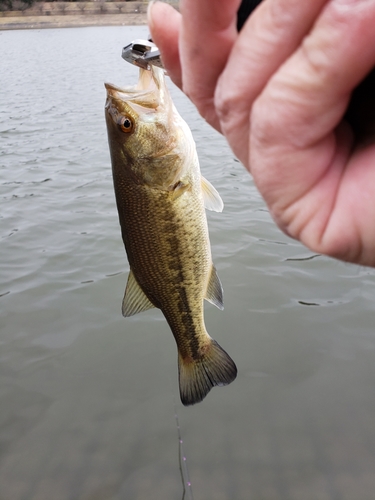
[[0, 12, 147, 30]]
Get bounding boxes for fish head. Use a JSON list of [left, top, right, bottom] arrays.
[[105, 67, 192, 188]]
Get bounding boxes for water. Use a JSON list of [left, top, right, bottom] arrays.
[[1, 26, 375, 500]]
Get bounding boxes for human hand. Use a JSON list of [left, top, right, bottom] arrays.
[[148, 0, 375, 267]]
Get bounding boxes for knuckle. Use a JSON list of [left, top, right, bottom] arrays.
[[182, 82, 218, 129], [250, 94, 280, 147], [214, 80, 245, 131], [182, 82, 206, 113], [215, 83, 238, 120]]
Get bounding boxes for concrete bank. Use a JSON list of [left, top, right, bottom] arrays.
[[0, 12, 147, 30], [0, 1, 177, 30]]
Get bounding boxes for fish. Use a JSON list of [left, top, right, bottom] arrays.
[[104, 66, 237, 405]]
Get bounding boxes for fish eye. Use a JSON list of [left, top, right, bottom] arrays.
[[119, 116, 133, 133]]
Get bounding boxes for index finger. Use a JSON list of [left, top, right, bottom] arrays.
[[179, 0, 242, 130]]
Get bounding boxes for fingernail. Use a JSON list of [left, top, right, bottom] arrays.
[[147, 0, 157, 32]]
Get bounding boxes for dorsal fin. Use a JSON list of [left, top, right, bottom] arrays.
[[201, 176, 224, 212], [122, 269, 155, 317], [205, 265, 224, 310]]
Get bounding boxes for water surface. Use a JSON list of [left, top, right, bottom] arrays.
[[1, 26, 375, 500]]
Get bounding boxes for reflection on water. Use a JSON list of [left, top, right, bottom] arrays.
[[1, 26, 375, 500]]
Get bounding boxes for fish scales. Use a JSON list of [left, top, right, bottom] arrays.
[[105, 66, 237, 405], [117, 184, 210, 342]]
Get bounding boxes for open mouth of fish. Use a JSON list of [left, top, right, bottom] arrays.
[[105, 67, 165, 110]]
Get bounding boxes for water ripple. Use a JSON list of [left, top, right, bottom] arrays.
[[1, 25, 375, 500]]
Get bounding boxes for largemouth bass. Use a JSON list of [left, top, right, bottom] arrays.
[[104, 66, 237, 405]]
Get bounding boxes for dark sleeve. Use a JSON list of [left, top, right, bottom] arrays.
[[237, 0, 263, 31]]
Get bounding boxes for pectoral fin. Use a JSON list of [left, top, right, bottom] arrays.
[[201, 176, 224, 212], [205, 265, 224, 310], [122, 269, 155, 317], [170, 181, 190, 201]]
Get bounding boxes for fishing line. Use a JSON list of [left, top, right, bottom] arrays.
[[173, 397, 194, 500]]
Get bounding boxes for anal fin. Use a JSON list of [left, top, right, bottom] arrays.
[[122, 269, 155, 317], [205, 265, 224, 310]]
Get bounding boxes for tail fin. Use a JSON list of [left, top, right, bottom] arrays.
[[178, 340, 237, 406]]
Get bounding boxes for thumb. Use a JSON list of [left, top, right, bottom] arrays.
[[148, 1, 183, 90]]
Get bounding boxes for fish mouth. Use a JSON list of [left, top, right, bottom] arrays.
[[105, 66, 156, 92], [104, 66, 166, 108], [105, 66, 178, 161], [104, 81, 154, 101]]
